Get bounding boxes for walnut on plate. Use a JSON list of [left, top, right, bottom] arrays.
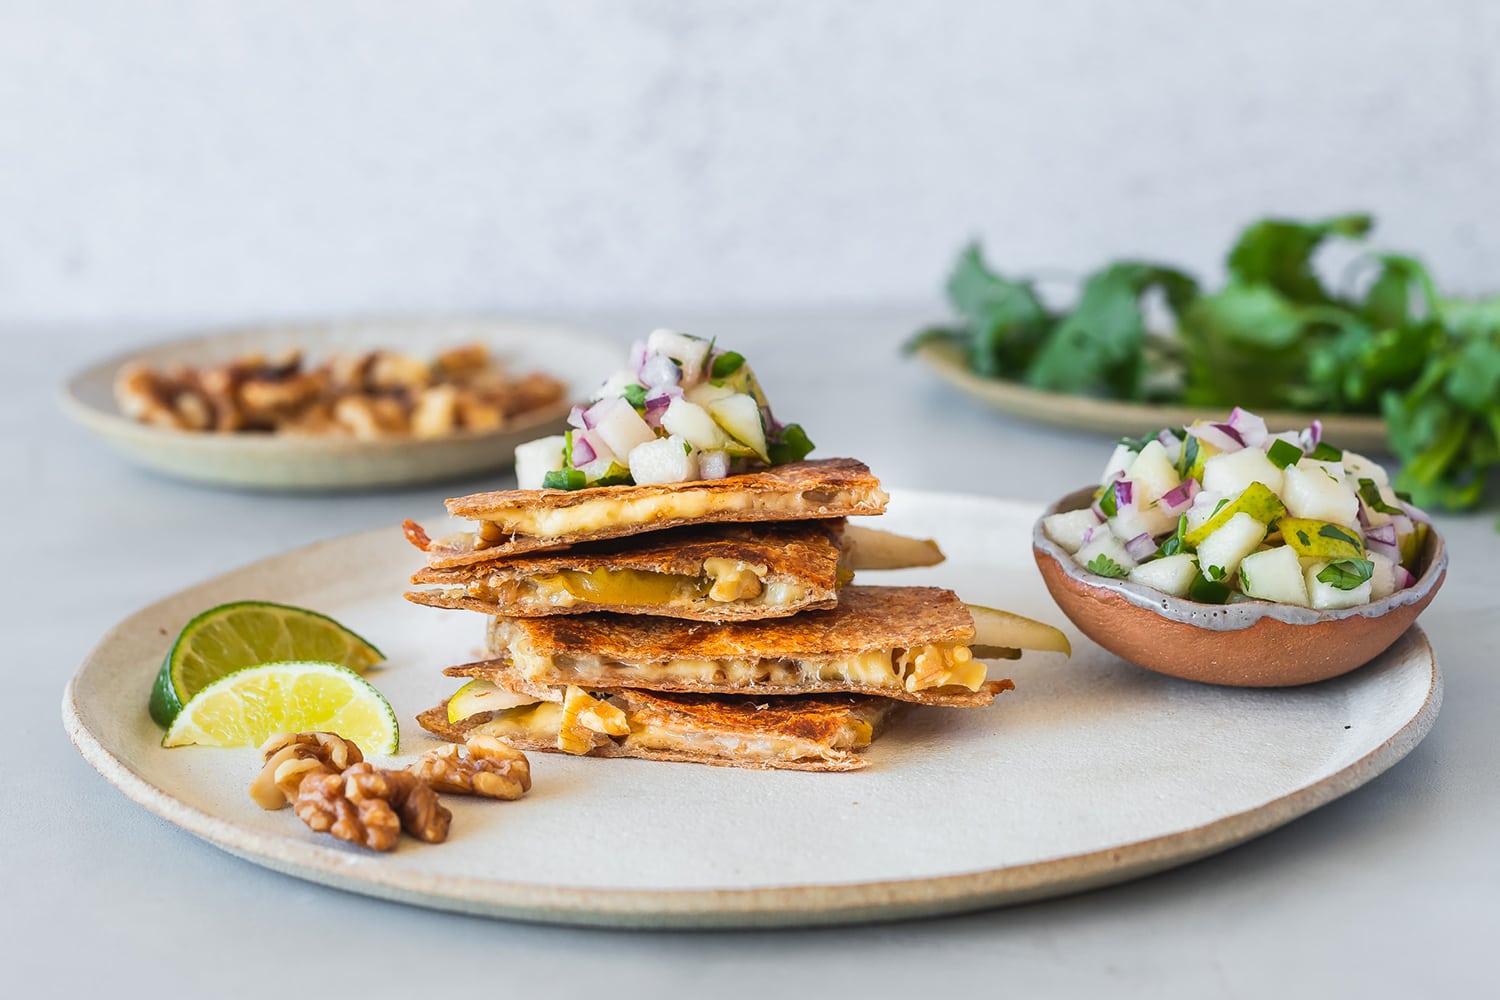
[[249, 731, 365, 810], [294, 762, 452, 851], [409, 734, 532, 800]]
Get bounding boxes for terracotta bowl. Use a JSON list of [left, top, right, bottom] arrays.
[[1033, 487, 1447, 687]]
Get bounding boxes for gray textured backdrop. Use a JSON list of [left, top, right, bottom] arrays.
[[3, 0, 1497, 324]]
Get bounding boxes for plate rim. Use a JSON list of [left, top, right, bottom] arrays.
[[913, 339, 1390, 450], [60, 493, 1442, 928]]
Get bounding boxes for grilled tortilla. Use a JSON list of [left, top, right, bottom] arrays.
[[418, 687, 901, 772], [411, 458, 888, 567], [469, 585, 1017, 707], [407, 521, 845, 621]]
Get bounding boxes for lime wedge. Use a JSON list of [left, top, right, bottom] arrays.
[[161, 661, 399, 754], [149, 601, 384, 728]]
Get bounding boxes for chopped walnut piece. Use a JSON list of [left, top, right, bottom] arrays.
[[411, 735, 532, 800], [249, 731, 365, 810], [294, 762, 451, 851], [558, 686, 630, 755]]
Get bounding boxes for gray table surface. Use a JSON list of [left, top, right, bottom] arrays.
[[8, 309, 1496, 997]]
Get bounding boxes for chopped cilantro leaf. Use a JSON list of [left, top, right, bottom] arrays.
[[622, 384, 647, 409], [1310, 442, 1344, 462], [1086, 553, 1130, 578], [561, 429, 574, 468], [1118, 430, 1166, 452], [1266, 438, 1304, 469], [710, 351, 745, 379], [542, 468, 587, 491], [1098, 483, 1119, 518], [1158, 515, 1188, 556], [1177, 435, 1200, 478], [1296, 528, 1312, 547], [1316, 558, 1375, 590], [767, 423, 815, 465], [591, 463, 633, 487], [1357, 478, 1403, 515], [1318, 524, 1362, 549], [1189, 573, 1233, 604], [1204, 564, 1227, 581]]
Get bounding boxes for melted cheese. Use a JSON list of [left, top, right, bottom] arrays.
[[504, 642, 982, 693], [466, 697, 870, 764], [475, 489, 855, 542], [462, 564, 802, 609]]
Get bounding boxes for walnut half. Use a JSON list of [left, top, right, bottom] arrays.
[[410, 735, 532, 800], [249, 731, 364, 810], [294, 762, 452, 851]]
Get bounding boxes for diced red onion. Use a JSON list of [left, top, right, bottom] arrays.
[[1081, 525, 1102, 546], [1226, 407, 1268, 447], [645, 384, 683, 403], [1114, 479, 1135, 509], [582, 397, 613, 429], [698, 450, 730, 480], [1367, 538, 1403, 564], [1394, 565, 1416, 590], [643, 393, 674, 413], [1089, 499, 1106, 521], [1186, 422, 1246, 453], [627, 339, 649, 376], [1365, 523, 1397, 546], [1124, 532, 1157, 561], [567, 405, 588, 430], [1301, 419, 1323, 451], [639, 352, 682, 389], [1399, 499, 1432, 525], [1356, 496, 1371, 529], [1159, 478, 1200, 514], [1155, 429, 1182, 464], [1388, 514, 1413, 540], [571, 434, 597, 467]]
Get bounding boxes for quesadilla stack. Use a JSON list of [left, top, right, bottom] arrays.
[[403, 330, 1067, 771]]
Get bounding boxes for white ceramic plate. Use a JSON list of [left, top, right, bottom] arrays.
[[62, 492, 1440, 928], [913, 340, 1391, 453], [60, 317, 620, 490]]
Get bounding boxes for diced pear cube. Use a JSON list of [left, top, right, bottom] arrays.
[[1108, 492, 1178, 540], [514, 435, 567, 490], [708, 393, 769, 461], [1194, 512, 1266, 582], [1283, 459, 1359, 526], [1369, 552, 1397, 601], [1074, 532, 1137, 575], [1238, 546, 1310, 606], [1184, 492, 1227, 535], [1126, 441, 1182, 502], [1304, 561, 1373, 610], [628, 434, 699, 485], [1043, 509, 1104, 554], [661, 398, 729, 451], [685, 382, 736, 408], [1128, 554, 1199, 596], [1342, 450, 1390, 488], [1202, 447, 1284, 497], [591, 368, 643, 402], [646, 329, 711, 386], [1100, 444, 1137, 485], [590, 397, 658, 458]]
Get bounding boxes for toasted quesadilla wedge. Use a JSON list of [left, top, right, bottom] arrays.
[[418, 684, 901, 772], [469, 585, 1029, 707], [410, 458, 887, 567], [407, 521, 846, 621]]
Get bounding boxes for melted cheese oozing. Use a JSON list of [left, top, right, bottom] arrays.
[[466, 564, 802, 608], [505, 642, 982, 692], [476, 489, 856, 541], [468, 700, 869, 764]]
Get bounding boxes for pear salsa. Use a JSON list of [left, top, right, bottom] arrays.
[[1043, 409, 1430, 609], [515, 329, 814, 490]]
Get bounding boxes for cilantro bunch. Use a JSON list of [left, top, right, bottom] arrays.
[[909, 214, 1500, 515]]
